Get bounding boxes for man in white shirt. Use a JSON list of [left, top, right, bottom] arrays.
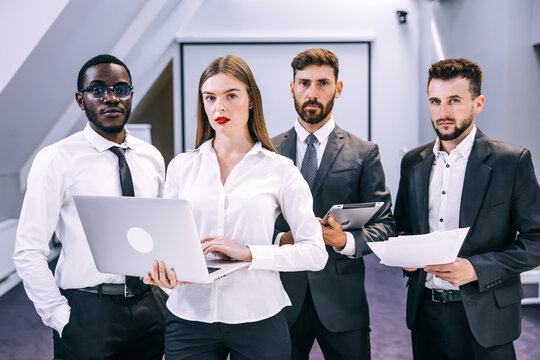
[[272, 48, 394, 360], [13, 54, 167, 360], [395, 58, 540, 359]]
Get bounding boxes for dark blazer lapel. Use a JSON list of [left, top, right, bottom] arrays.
[[280, 128, 297, 165], [311, 127, 345, 198], [459, 129, 492, 228], [413, 144, 435, 234]]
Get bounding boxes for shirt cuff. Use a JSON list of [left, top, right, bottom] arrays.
[[52, 303, 71, 337], [160, 287, 173, 295], [274, 232, 284, 245], [333, 231, 356, 258], [247, 244, 277, 269]]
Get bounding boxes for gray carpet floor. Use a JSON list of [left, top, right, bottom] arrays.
[[1, 254, 538, 359]]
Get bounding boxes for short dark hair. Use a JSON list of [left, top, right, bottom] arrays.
[[428, 58, 482, 98], [77, 54, 132, 91], [291, 48, 339, 81]]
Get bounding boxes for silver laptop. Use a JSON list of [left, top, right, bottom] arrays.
[[73, 195, 250, 284], [321, 202, 384, 230]]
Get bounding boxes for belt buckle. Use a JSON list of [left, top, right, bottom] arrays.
[[124, 284, 135, 298], [431, 289, 441, 303]]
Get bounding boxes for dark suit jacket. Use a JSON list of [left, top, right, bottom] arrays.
[[394, 129, 540, 347], [272, 125, 394, 333]]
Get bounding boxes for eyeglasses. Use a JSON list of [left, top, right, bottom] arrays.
[[79, 84, 133, 101]]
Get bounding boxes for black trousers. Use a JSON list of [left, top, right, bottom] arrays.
[[164, 309, 291, 360], [53, 287, 167, 360], [411, 290, 516, 360], [289, 288, 371, 360]]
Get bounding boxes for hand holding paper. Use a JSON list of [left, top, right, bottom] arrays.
[[424, 257, 478, 287], [368, 227, 470, 268]]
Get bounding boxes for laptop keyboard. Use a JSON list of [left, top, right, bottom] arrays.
[[207, 266, 220, 274]]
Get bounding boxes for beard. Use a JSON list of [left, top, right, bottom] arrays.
[[432, 107, 474, 141], [294, 93, 335, 125], [85, 106, 130, 134]]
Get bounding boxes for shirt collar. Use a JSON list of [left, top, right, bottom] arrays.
[[294, 116, 335, 144], [83, 123, 132, 152], [198, 138, 272, 158], [433, 125, 477, 159], [197, 138, 214, 154]]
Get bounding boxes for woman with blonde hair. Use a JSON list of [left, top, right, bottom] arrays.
[[145, 55, 327, 359]]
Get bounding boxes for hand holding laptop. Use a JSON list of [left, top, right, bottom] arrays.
[[74, 196, 250, 284], [144, 235, 253, 288], [143, 260, 192, 289]]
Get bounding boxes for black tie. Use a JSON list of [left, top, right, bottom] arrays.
[[109, 146, 141, 295]]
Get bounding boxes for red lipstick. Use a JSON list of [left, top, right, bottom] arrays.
[[215, 116, 230, 125]]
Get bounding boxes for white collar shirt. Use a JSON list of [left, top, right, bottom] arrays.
[[426, 125, 477, 290], [294, 116, 335, 169], [164, 139, 327, 324], [14, 123, 165, 333], [293, 117, 356, 257]]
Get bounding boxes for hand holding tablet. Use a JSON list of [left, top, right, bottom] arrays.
[[321, 202, 383, 230]]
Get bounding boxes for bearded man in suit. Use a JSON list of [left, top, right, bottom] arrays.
[[271, 48, 394, 360], [394, 58, 540, 359]]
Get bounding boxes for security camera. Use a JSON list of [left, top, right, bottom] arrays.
[[396, 10, 408, 24]]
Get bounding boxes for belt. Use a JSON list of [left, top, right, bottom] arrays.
[[76, 282, 149, 297], [424, 288, 462, 303]]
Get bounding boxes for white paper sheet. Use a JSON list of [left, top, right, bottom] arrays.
[[367, 227, 470, 268]]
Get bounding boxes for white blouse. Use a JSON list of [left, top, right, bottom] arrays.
[[164, 139, 327, 324]]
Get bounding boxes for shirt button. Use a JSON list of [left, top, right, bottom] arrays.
[[439, 218, 444, 222], [445, 164, 450, 168], [442, 190, 446, 195]]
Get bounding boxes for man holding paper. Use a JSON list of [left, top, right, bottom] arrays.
[[394, 58, 540, 359]]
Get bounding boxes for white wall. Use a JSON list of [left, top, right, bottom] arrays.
[[0, 0, 69, 94], [4, 0, 538, 223], [0, 175, 22, 220], [0, 0, 198, 222], [177, 0, 420, 202], [418, 0, 540, 178], [533, 1, 540, 46], [180, 43, 370, 151]]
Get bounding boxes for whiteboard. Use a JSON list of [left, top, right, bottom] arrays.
[[180, 42, 369, 151]]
